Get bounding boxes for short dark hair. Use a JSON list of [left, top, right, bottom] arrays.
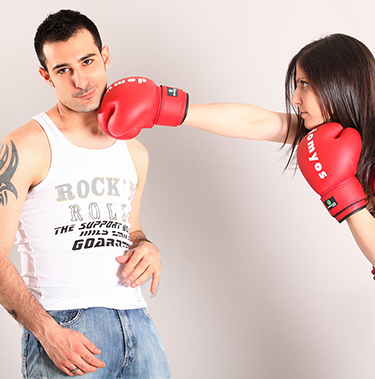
[[284, 34, 375, 186], [34, 9, 103, 70]]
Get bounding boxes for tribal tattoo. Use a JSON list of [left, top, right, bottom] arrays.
[[0, 140, 19, 205]]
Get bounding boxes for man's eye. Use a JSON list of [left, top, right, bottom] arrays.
[[83, 59, 93, 66], [58, 68, 69, 74]]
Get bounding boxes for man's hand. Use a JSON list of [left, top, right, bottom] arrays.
[[39, 323, 106, 376], [117, 236, 161, 294]]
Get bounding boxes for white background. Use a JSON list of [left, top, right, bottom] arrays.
[[1, 1, 375, 378]]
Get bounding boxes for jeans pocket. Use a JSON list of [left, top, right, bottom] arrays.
[[48, 309, 83, 327]]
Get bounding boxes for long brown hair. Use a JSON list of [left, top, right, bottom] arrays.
[[285, 34, 375, 187]]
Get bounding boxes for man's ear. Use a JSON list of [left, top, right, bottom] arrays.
[[101, 45, 111, 70], [38, 67, 54, 87]]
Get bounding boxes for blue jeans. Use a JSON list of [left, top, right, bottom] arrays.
[[21, 307, 172, 378]]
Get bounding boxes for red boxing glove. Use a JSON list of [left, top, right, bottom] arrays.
[[98, 77, 188, 140], [297, 122, 367, 223]]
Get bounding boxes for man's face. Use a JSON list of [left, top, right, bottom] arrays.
[[39, 29, 110, 114]]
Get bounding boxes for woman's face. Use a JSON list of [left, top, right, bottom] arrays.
[[291, 63, 325, 129]]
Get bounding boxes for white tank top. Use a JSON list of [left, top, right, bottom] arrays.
[[16, 112, 147, 311]]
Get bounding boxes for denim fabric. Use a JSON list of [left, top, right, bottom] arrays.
[[21, 307, 171, 378]]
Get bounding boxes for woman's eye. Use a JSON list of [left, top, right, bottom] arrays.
[[301, 81, 308, 88]]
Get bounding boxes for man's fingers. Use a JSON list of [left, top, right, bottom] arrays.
[[57, 365, 75, 377], [116, 240, 161, 293], [63, 365, 84, 377], [119, 249, 144, 277], [81, 335, 102, 356], [58, 347, 104, 376], [79, 353, 105, 370], [116, 250, 132, 264], [81, 338, 106, 368], [128, 265, 161, 291], [124, 260, 149, 284], [150, 269, 161, 294], [73, 368, 84, 376], [73, 362, 100, 376], [60, 345, 105, 376], [55, 361, 83, 377]]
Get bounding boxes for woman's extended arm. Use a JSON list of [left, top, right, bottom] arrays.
[[184, 103, 298, 143]]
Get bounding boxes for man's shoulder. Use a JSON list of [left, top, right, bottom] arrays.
[[4, 119, 47, 148], [1, 119, 50, 190], [2, 119, 50, 170]]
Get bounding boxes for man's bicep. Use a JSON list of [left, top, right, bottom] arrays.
[[0, 138, 34, 255], [128, 188, 142, 233], [126, 139, 149, 234], [128, 164, 147, 233], [0, 139, 20, 206]]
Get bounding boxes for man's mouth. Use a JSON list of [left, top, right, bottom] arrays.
[[74, 86, 97, 100]]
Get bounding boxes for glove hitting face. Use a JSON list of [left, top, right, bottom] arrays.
[[297, 122, 367, 223], [98, 77, 189, 140]]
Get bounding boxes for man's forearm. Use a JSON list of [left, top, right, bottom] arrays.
[[0, 255, 57, 339], [0, 255, 106, 374]]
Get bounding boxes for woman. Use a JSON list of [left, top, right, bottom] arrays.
[[185, 33, 375, 272]]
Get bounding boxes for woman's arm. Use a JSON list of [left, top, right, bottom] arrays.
[[346, 208, 375, 267], [184, 103, 298, 143]]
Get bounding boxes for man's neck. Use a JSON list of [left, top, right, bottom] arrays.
[[46, 104, 116, 149]]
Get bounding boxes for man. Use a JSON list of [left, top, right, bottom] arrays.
[[0, 9, 176, 378]]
